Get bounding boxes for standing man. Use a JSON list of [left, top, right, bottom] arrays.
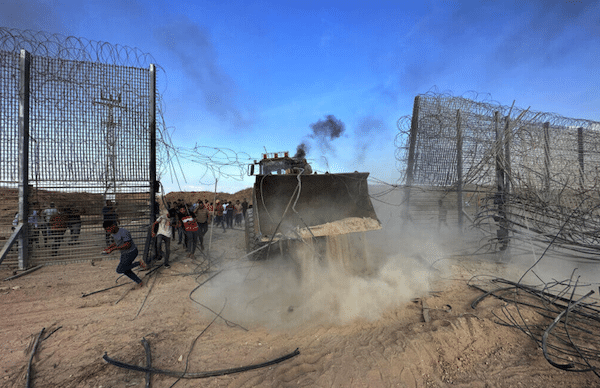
[[241, 198, 249, 221], [28, 205, 40, 248], [205, 200, 213, 224], [180, 207, 200, 259], [65, 205, 82, 245], [213, 200, 226, 232], [234, 200, 243, 227], [225, 201, 235, 229], [194, 201, 209, 251], [41, 202, 58, 247], [49, 209, 68, 257], [103, 220, 145, 287], [176, 205, 186, 247], [152, 211, 172, 268]]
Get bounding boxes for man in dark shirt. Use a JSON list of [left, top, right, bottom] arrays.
[[241, 198, 249, 220], [103, 220, 144, 288]]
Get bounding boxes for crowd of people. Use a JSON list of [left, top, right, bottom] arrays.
[[11, 196, 250, 288], [11, 202, 84, 257], [150, 197, 249, 263]]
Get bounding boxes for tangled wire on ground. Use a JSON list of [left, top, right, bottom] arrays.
[[469, 272, 600, 378]]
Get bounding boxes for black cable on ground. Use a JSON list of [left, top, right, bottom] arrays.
[[26, 327, 45, 388], [469, 274, 600, 376], [141, 337, 152, 388], [82, 282, 128, 297], [42, 326, 62, 341], [4, 264, 44, 281], [542, 290, 595, 371], [102, 347, 300, 379]]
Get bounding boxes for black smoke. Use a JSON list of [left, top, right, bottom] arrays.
[[309, 114, 345, 140], [295, 115, 346, 159], [294, 142, 309, 159]]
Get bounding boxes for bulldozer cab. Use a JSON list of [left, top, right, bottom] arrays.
[[246, 152, 381, 245], [248, 152, 311, 176]]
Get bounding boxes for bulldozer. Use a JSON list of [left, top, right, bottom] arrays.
[[244, 152, 381, 259]]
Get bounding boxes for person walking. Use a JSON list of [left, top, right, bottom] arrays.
[[103, 220, 145, 288], [234, 200, 243, 227], [241, 198, 249, 220], [42, 202, 58, 247], [152, 211, 173, 268], [181, 207, 200, 259], [213, 200, 226, 232], [205, 200, 213, 224], [65, 205, 82, 245], [176, 205, 187, 247], [194, 201, 209, 251], [225, 201, 234, 229], [49, 209, 68, 257], [28, 206, 40, 248]]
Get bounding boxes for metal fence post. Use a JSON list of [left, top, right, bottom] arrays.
[[404, 95, 420, 218], [18, 49, 31, 270], [149, 64, 156, 222], [142, 64, 157, 265], [456, 109, 463, 231], [578, 127, 584, 189], [504, 115, 512, 195], [543, 122, 551, 192], [495, 111, 509, 250]]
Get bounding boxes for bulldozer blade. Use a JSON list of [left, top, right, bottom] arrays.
[[253, 172, 381, 239]]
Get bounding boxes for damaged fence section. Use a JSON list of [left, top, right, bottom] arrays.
[[469, 275, 600, 377], [396, 92, 600, 259]]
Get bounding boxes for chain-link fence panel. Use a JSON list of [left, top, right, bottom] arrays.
[[396, 92, 600, 259], [0, 28, 156, 268]]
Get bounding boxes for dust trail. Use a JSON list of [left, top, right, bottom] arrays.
[[196, 231, 440, 329]]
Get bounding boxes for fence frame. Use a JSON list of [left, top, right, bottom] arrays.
[[1, 49, 157, 270]]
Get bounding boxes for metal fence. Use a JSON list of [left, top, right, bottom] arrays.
[[396, 92, 600, 259], [0, 28, 157, 269]]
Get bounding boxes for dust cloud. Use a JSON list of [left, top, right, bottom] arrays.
[[195, 189, 458, 329], [196, 185, 600, 328]]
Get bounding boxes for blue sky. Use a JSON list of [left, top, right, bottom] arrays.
[[2, 0, 599, 193]]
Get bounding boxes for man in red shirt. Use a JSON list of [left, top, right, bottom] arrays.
[[213, 200, 226, 232]]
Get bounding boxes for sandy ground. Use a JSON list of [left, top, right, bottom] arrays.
[[1, 223, 598, 388]]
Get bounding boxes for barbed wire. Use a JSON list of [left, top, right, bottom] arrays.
[[396, 90, 600, 188], [0, 27, 155, 67], [396, 91, 600, 260], [0, 27, 251, 192]]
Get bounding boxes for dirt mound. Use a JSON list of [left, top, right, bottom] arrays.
[[1, 212, 597, 387]]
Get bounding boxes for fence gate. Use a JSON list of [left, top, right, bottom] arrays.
[[0, 29, 157, 269]]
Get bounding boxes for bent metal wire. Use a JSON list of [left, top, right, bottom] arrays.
[[396, 91, 600, 261]]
